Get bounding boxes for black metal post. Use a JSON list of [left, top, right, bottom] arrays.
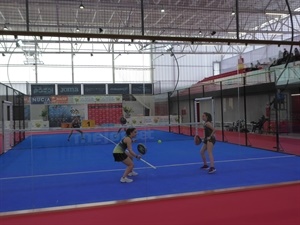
[[220, 82, 225, 142], [141, 0, 144, 36], [177, 90, 180, 134], [235, 0, 239, 39], [243, 76, 248, 146], [188, 88, 192, 136]]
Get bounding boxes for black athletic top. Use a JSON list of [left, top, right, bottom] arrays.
[[204, 122, 216, 144], [72, 120, 80, 128], [113, 136, 132, 153], [204, 123, 213, 138]]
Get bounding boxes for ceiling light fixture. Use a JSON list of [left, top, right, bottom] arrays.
[[165, 45, 173, 52], [99, 28, 103, 33], [3, 24, 8, 31], [211, 31, 216, 36], [228, 31, 247, 35], [16, 39, 23, 48], [76, 27, 80, 32], [265, 12, 288, 16], [79, 1, 85, 9]]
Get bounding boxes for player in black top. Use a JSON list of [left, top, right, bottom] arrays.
[[113, 127, 141, 183], [199, 112, 217, 174], [67, 116, 84, 141]]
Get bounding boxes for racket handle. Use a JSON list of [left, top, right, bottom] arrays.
[[140, 158, 156, 169]]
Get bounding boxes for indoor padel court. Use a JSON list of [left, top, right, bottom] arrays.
[[1, 128, 299, 225]]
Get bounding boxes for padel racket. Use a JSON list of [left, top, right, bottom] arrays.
[[137, 143, 147, 155], [194, 106, 202, 146], [194, 135, 202, 145], [136, 143, 156, 169]]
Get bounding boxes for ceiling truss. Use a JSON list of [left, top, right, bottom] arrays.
[[0, 0, 300, 56]]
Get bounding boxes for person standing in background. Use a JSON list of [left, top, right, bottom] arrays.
[[67, 116, 84, 141], [199, 112, 217, 174]]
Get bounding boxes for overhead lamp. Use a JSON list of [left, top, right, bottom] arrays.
[[231, 10, 235, 16], [198, 30, 202, 34], [99, 28, 103, 33], [265, 12, 288, 16], [161, 8, 165, 13], [79, 1, 85, 9], [210, 31, 216, 36], [165, 45, 173, 52], [76, 27, 80, 32], [228, 31, 247, 35], [16, 39, 23, 48], [3, 24, 8, 31]]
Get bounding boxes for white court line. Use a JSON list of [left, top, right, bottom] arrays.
[[0, 168, 124, 180], [153, 155, 295, 168], [0, 155, 295, 181]]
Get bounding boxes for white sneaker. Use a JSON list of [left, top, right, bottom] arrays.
[[120, 177, 133, 183], [128, 171, 138, 176]]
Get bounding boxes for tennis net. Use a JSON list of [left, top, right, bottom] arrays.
[[7, 122, 200, 150]]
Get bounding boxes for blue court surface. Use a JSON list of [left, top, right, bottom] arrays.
[[0, 130, 299, 213]]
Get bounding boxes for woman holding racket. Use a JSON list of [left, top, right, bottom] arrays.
[[200, 112, 217, 174], [113, 127, 142, 183]]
